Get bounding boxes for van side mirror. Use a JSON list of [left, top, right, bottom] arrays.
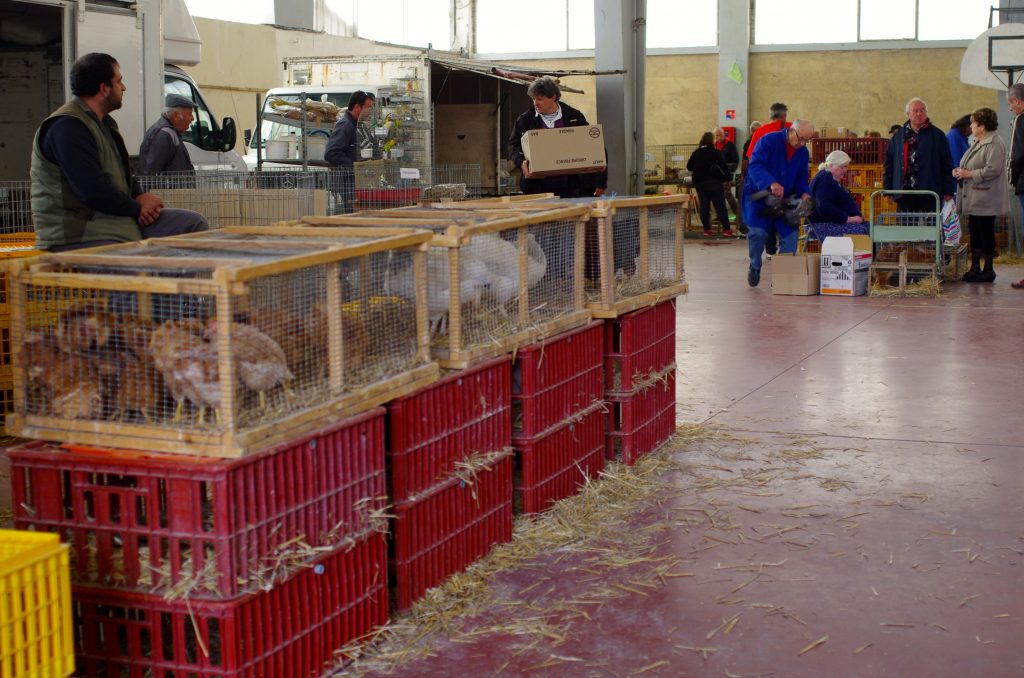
[[243, 128, 252, 149], [220, 118, 237, 152]]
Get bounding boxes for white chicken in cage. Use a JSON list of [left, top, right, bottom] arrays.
[[464, 232, 548, 308], [384, 248, 494, 337]]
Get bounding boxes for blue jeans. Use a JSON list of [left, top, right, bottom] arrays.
[[747, 222, 798, 271]]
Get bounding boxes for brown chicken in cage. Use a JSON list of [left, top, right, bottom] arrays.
[[106, 353, 165, 422], [56, 301, 116, 353], [149, 319, 221, 423], [205, 320, 293, 407], [248, 306, 327, 381], [22, 333, 103, 419], [248, 303, 367, 383]]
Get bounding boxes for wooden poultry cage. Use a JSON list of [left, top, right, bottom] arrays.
[[7, 226, 438, 457], [288, 205, 594, 369], [418, 195, 691, 317]]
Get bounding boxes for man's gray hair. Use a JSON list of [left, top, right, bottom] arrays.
[[1009, 83, 1024, 101], [163, 106, 188, 119], [792, 119, 815, 136], [749, 120, 762, 132], [905, 97, 928, 114], [527, 76, 561, 101]]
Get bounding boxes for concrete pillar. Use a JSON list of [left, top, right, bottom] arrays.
[[452, 0, 475, 54], [595, 0, 646, 195], [718, 0, 750, 148]]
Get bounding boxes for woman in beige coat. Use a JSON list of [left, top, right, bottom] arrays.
[[952, 107, 1007, 283]]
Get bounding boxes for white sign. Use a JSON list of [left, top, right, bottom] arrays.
[[671, 155, 684, 162], [400, 167, 421, 180]]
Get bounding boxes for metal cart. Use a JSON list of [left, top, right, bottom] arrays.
[[867, 189, 945, 294]]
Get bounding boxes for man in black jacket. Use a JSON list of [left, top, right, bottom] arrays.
[[507, 77, 607, 198], [1007, 84, 1024, 289], [325, 90, 373, 213]]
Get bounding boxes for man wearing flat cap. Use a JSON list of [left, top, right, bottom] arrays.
[[137, 93, 196, 175]]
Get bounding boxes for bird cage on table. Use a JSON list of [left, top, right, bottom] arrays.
[[422, 195, 691, 318], [290, 205, 593, 369], [7, 227, 438, 457]]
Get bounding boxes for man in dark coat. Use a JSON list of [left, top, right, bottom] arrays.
[[883, 97, 954, 212], [137, 93, 196, 176], [325, 90, 373, 213], [1007, 84, 1024, 289], [507, 76, 607, 199]]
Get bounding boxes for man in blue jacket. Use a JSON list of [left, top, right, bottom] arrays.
[[884, 98, 954, 212], [741, 120, 814, 287]]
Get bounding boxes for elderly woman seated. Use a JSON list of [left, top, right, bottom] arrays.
[[807, 150, 869, 241]]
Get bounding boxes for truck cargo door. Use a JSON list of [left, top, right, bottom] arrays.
[[75, 3, 157, 154]]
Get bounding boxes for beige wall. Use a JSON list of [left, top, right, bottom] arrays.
[[186, 17, 997, 154], [181, 19, 280, 152], [748, 48, 994, 137]]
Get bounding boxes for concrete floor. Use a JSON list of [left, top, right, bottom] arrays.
[[3, 242, 1023, 676], [342, 241, 1024, 677]]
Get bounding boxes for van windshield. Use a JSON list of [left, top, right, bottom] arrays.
[[254, 93, 354, 148]]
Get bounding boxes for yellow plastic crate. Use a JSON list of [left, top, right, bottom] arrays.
[[0, 530, 74, 678]]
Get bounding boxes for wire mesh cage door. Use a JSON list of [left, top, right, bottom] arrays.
[[585, 196, 689, 317]]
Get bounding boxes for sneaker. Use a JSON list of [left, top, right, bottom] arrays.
[[723, 229, 735, 237], [703, 230, 713, 237], [747, 265, 760, 287], [1012, 279, 1024, 289]]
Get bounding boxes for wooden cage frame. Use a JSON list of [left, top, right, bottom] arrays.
[[7, 226, 439, 457]]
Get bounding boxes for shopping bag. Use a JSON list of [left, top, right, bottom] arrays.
[[941, 199, 961, 246]]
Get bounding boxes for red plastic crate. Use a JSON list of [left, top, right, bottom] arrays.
[[9, 409, 386, 599], [604, 300, 676, 393], [355, 187, 423, 207], [387, 356, 511, 503], [391, 452, 513, 611], [72, 531, 388, 677], [512, 321, 604, 438], [606, 371, 677, 466], [514, 403, 606, 515], [810, 137, 889, 165]]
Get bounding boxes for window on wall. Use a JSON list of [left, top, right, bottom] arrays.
[[648, 0, 718, 48], [477, 0, 718, 53], [353, 0, 451, 48], [755, 0, 993, 44]]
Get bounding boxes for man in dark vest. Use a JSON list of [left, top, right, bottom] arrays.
[[137, 93, 196, 176], [30, 53, 207, 252]]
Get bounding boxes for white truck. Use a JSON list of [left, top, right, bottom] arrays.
[[0, 0, 244, 181]]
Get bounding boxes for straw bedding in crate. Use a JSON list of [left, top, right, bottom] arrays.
[[7, 226, 439, 457], [295, 206, 594, 368]]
